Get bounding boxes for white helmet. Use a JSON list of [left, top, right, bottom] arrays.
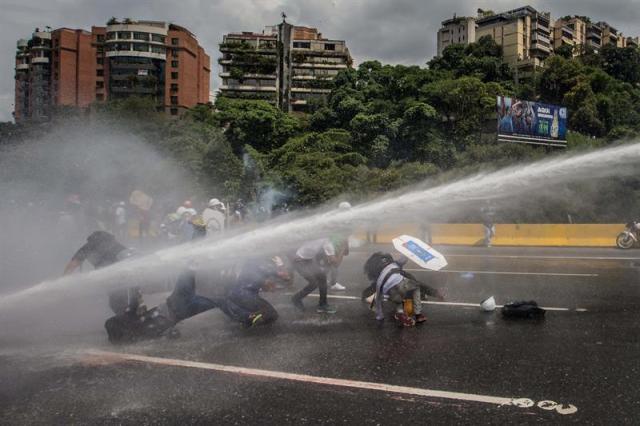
[[480, 296, 496, 312], [176, 206, 187, 216], [338, 201, 352, 210], [208, 198, 224, 210]]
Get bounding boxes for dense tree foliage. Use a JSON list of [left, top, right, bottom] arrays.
[[3, 36, 640, 216]]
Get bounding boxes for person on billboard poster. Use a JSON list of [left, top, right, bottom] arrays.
[[497, 96, 514, 133]]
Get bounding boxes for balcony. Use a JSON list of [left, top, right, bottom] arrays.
[[31, 57, 49, 64], [17, 39, 28, 48], [219, 85, 276, 92], [15, 64, 29, 70], [219, 72, 276, 79], [294, 62, 348, 70], [291, 87, 332, 94], [110, 86, 157, 94]]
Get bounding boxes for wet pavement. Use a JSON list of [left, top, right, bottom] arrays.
[[1, 245, 640, 425]]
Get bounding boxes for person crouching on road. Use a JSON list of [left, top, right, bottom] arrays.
[[363, 252, 444, 327], [291, 236, 347, 314], [63, 230, 141, 315], [222, 256, 291, 327]]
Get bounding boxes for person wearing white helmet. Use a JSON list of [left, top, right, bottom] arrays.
[[202, 198, 226, 235]]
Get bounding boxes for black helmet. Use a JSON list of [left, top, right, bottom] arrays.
[[364, 252, 394, 281]]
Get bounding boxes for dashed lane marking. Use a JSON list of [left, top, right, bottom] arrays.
[[405, 269, 598, 277], [83, 350, 577, 415], [288, 293, 588, 312]]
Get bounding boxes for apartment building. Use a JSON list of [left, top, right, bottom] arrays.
[[14, 20, 209, 122], [551, 16, 628, 55], [436, 15, 476, 56], [219, 19, 352, 112], [598, 22, 626, 48], [475, 5, 553, 72]]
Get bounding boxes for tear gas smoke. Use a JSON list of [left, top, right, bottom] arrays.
[[3, 141, 640, 318]]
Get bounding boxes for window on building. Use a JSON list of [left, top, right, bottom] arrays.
[[96, 94, 104, 101], [324, 43, 336, 51], [96, 34, 105, 43], [151, 45, 166, 54], [171, 96, 178, 105], [96, 69, 104, 77], [293, 42, 311, 49], [97, 57, 104, 65], [171, 60, 179, 68], [172, 50, 179, 58], [133, 43, 148, 52], [171, 83, 178, 92], [170, 108, 178, 115], [117, 31, 132, 39], [171, 72, 178, 79], [171, 38, 179, 45], [106, 32, 116, 40], [151, 34, 165, 43], [96, 81, 104, 89], [133, 32, 149, 41]]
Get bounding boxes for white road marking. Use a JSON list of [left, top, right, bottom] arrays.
[[406, 268, 598, 277], [83, 350, 577, 415], [291, 294, 588, 312], [442, 254, 640, 261], [350, 251, 640, 261]]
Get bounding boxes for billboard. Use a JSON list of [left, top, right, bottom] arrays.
[[497, 96, 568, 147]]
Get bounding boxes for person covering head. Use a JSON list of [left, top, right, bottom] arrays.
[[64, 231, 127, 274], [208, 198, 225, 210]]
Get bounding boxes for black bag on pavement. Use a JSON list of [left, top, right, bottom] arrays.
[[501, 300, 546, 319]]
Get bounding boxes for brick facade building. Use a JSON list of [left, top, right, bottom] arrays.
[[14, 20, 210, 122]]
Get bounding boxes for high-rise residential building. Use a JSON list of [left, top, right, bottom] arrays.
[[627, 37, 640, 48], [13, 19, 210, 122], [475, 5, 553, 73], [552, 16, 589, 56], [597, 22, 625, 48], [219, 19, 352, 112], [436, 15, 476, 56]]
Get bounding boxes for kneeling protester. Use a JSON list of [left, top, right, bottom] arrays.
[[222, 256, 290, 327], [363, 252, 444, 327]]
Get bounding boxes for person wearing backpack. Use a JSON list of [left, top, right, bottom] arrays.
[[363, 252, 444, 327]]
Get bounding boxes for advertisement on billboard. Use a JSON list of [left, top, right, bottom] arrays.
[[497, 96, 568, 147]]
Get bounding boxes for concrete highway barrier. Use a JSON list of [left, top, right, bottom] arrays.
[[358, 224, 626, 247]]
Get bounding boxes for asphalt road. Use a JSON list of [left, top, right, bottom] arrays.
[[1, 245, 640, 425]]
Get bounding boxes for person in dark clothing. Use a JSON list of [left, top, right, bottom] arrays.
[[165, 268, 220, 323], [63, 230, 128, 273], [106, 267, 222, 344], [63, 231, 139, 315], [222, 256, 290, 327]]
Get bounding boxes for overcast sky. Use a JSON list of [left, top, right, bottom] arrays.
[[2, 0, 640, 122]]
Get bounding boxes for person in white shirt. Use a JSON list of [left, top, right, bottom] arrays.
[[291, 236, 347, 314], [202, 198, 226, 235]]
